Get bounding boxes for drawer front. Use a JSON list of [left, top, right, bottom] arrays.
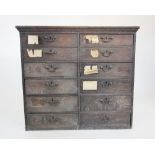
[[24, 63, 77, 77], [26, 96, 78, 112], [25, 79, 77, 95], [24, 48, 77, 61], [80, 47, 133, 62], [80, 34, 133, 47], [26, 114, 78, 130], [80, 63, 132, 78], [80, 111, 131, 129], [22, 33, 77, 47], [80, 95, 131, 112], [80, 79, 131, 94]]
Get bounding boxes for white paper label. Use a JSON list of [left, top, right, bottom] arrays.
[[90, 49, 99, 58], [27, 49, 42, 57], [85, 35, 99, 43], [28, 35, 39, 44], [83, 81, 97, 90], [84, 65, 98, 75]]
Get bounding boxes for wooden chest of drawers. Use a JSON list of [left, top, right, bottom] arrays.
[[16, 26, 139, 130]]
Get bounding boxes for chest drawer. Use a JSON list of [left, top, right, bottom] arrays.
[[25, 79, 77, 95], [80, 63, 132, 78], [24, 63, 77, 77], [81, 79, 131, 94], [80, 34, 133, 47], [80, 47, 133, 62], [22, 33, 77, 47], [80, 111, 131, 129], [80, 95, 131, 112], [26, 96, 78, 113], [23, 48, 77, 61], [26, 113, 78, 130]]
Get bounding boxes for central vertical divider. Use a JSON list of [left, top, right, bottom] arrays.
[[77, 32, 80, 129]]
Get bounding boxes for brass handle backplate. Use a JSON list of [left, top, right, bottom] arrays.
[[101, 81, 113, 87], [101, 115, 110, 122], [100, 64, 112, 72], [45, 81, 58, 88], [45, 98, 59, 105], [43, 34, 56, 42], [99, 97, 112, 105], [100, 36, 113, 43], [101, 50, 112, 57], [44, 64, 58, 72], [44, 49, 57, 55], [41, 115, 58, 124]]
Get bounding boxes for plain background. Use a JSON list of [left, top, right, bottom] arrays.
[[0, 15, 155, 138]]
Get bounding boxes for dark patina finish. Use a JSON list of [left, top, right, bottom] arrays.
[[16, 26, 139, 130]]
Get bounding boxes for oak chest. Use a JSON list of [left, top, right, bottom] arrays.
[[16, 26, 139, 130]]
